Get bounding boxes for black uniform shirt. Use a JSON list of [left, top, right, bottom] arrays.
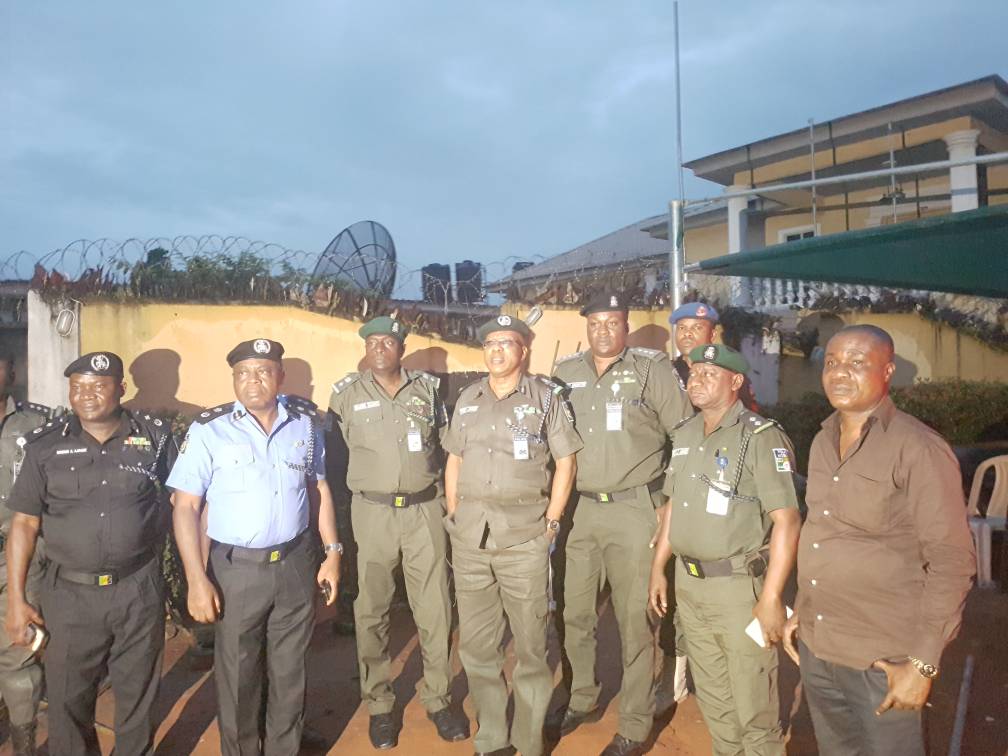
[[10, 410, 177, 571]]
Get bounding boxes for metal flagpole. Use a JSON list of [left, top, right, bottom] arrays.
[[668, 1, 686, 320]]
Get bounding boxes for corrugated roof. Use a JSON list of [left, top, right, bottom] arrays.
[[489, 201, 725, 289]]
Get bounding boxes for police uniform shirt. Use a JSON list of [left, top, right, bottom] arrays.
[[553, 347, 690, 493], [328, 369, 447, 495], [167, 396, 325, 549], [442, 374, 582, 549], [0, 397, 52, 526], [9, 410, 177, 572], [662, 400, 799, 562]]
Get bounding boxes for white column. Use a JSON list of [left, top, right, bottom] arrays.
[[943, 129, 981, 212], [726, 184, 753, 306]]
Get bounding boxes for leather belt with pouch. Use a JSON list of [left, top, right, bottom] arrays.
[[359, 483, 438, 508], [680, 548, 769, 580], [582, 477, 663, 503]]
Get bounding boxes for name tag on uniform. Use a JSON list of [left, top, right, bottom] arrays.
[[671, 447, 689, 457], [567, 381, 587, 389], [458, 406, 479, 415], [407, 428, 422, 452], [513, 437, 529, 460], [606, 402, 622, 431], [353, 401, 380, 412], [706, 483, 730, 516]]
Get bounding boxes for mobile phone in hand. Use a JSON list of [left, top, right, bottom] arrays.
[[26, 622, 49, 653]]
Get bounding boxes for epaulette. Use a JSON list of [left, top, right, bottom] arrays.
[[27, 417, 68, 443], [331, 372, 360, 395], [741, 411, 780, 435], [283, 394, 319, 419], [536, 375, 566, 395], [128, 409, 168, 430], [672, 413, 695, 431], [630, 346, 668, 362], [554, 350, 584, 365], [194, 402, 235, 424], [18, 401, 51, 419], [416, 371, 441, 389]]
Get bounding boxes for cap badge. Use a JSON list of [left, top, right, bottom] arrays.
[[703, 346, 717, 360], [610, 295, 618, 307], [90, 354, 110, 371], [391, 322, 400, 333], [253, 339, 271, 354], [696, 305, 707, 317], [497, 315, 512, 326]]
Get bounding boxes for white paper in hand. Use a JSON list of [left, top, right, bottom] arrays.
[[745, 606, 794, 648]]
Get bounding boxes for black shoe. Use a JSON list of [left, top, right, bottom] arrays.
[[548, 705, 603, 737], [474, 747, 516, 756], [10, 723, 37, 756], [368, 713, 399, 750], [600, 734, 645, 756], [428, 706, 470, 742]]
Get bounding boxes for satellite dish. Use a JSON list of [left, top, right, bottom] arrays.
[[313, 220, 396, 297]]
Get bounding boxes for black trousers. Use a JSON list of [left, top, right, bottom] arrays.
[[798, 640, 925, 756], [210, 536, 317, 756], [40, 558, 165, 756]]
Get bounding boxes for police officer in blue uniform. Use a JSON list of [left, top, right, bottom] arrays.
[[6, 351, 177, 756], [168, 338, 341, 756]]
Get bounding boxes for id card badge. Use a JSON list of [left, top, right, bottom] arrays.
[[407, 428, 422, 452], [706, 483, 730, 516], [605, 402, 623, 431], [513, 437, 529, 460]]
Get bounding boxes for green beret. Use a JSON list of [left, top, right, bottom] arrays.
[[359, 316, 407, 343], [476, 314, 532, 343], [688, 343, 749, 376]]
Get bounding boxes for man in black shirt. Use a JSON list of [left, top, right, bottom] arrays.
[[5, 352, 176, 756]]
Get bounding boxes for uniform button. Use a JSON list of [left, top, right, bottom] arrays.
[[816, 614, 823, 621], [70, 466, 75, 471], [101, 449, 107, 455], [488, 448, 492, 453], [812, 542, 820, 549], [699, 446, 704, 452], [101, 480, 107, 485], [588, 428, 593, 433], [823, 510, 830, 516], [690, 473, 696, 479], [683, 502, 688, 507], [394, 419, 399, 424], [810, 579, 817, 586], [832, 475, 839, 482], [100, 512, 105, 517], [591, 406, 595, 411]]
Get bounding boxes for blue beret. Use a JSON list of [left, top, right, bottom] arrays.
[[670, 301, 719, 324]]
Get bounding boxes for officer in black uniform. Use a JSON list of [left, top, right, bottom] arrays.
[[5, 351, 177, 756]]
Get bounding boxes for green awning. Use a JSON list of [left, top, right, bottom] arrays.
[[690, 205, 1008, 298]]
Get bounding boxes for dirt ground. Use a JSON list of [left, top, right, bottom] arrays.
[[3, 587, 1006, 755]]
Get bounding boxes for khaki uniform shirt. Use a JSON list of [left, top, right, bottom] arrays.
[[0, 397, 52, 533], [553, 347, 690, 493], [442, 374, 582, 549], [329, 369, 447, 495], [663, 400, 799, 562], [796, 396, 975, 669]]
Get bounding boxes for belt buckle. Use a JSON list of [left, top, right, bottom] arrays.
[[269, 549, 281, 563], [97, 573, 114, 587], [598, 493, 610, 503], [681, 556, 706, 579], [394, 495, 406, 508]]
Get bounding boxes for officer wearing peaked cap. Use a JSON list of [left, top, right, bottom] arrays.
[[551, 291, 691, 756], [328, 315, 468, 749], [6, 351, 178, 755], [0, 354, 56, 756], [168, 338, 341, 756], [649, 344, 801, 756]]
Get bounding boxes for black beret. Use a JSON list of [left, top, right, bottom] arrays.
[[688, 343, 750, 375], [64, 351, 124, 378], [476, 314, 532, 343], [580, 291, 629, 317], [226, 338, 285, 367]]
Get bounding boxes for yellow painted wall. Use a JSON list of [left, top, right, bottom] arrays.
[[80, 302, 484, 413]]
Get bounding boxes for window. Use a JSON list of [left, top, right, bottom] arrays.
[[777, 224, 820, 243]]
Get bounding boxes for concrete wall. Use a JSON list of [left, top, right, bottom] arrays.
[[27, 291, 80, 408]]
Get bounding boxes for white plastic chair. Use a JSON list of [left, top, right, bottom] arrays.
[[966, 454, 1008, 589]]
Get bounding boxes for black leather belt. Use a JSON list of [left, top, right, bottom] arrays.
[[680, 549, 769, 580], [215, 530, 307, 565], [582, 477, 663, 503], [359, 483, 438, 508], [55, 551, 155, 587]]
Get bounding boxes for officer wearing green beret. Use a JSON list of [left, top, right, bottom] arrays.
[[329, 315, 468, 749], [444, 314, 581, 756], [649, 344, 801, 756], [0, 355, 54, 756]]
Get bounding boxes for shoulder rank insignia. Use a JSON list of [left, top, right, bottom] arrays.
[[630, 346, 668, 361], [416, 371, 441, 389], [283, 394, 319, 419], [553, 351, 584, 365], [195, 402, 235, 424], [331, 372, 360, 395]]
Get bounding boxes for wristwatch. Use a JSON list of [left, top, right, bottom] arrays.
[[324, 542, 344, 556], [546, 519, 561, 533], [908, 656, 938, 678]]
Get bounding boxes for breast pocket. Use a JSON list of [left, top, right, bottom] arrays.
[[352, 405, 384, 444], [46, 456, 92, 499], [834, 469, 894, 532], [212, 443, 255, 493]]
